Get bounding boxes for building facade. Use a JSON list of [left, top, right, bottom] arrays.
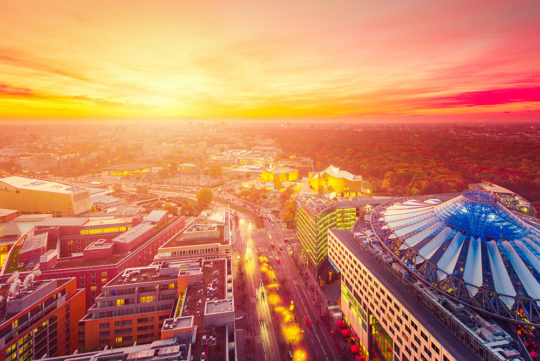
[[295, 197, 364, 275], [0, 277, 86, 361], [0, 176, 91, 216]]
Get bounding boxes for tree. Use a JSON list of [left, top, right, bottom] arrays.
[[112, 183, 122, 196], [197, 188, 214, 208], [162, 202, 178, 215], [208, 164, 222, 178]]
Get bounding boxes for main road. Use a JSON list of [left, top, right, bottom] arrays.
[[233, 213, 282, 361], [260, 217, 344, 361]]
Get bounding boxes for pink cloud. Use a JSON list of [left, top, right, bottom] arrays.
[[0, 83, 31, 96], [426, 86, 540, 108]]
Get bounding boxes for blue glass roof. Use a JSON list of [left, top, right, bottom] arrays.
[[375, 191, 540, 324], [433, 192, 530, 240]]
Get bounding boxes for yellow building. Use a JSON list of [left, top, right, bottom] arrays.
[[105, 163, 152, 177], [260, 166, 299, 190], [308, 165, 364, 197], [0, 176, 91, 216]]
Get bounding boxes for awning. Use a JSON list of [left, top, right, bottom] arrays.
[[340, 329, 350, 337], [350, 345, 360, 354], [355, 356, 366, 361], [336, 320, 346, 329]]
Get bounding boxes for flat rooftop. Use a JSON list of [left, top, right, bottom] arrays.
[[19, 232, 47, 254], [182, 259, 227, 330], [37, 217, 89, 227], [332, 229, 483, 361], [83, 217, 132, 227], [112, 223, 154, 244], [107, 265, 176, 287], [0, 176, 87, 194], [0, 209, 17, 217], [105, 163, 153, 172]]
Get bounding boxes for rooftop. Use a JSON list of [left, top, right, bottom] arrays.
[[107, 265, 177, 287], [83, 217, 132, 227], [144, 210, 169, 223], [311, 165, 362, 182], [37, 217, 89, 227], [332, 229, 483, 361], [105, 163, 154, 172], [19, 232, 48, 254], [84, 239, 114, 251], [0, 176, 87, 194], [112, 223, 155, 244], [0, 209, 17, 218], [373, 192, 540, 323]]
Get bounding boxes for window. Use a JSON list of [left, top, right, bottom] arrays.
[[115, 337, 123, 343], [140, 296, 155, 303], [99, 322, 109, 329], [116, 299, 125, 306]]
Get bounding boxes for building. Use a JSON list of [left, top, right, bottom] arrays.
[[260, 165, 299, 191], [40, 338, 192, 361], [0, 176, 91, 216], [0, 275, 86, 360], [295, 196, 381, 276], [156, 209, 231, 262], [104, 163, 153, 177], [2, 213, 186, 307], [308, 165, 366, 197], [81, 258, 235, 361], [327, 189, 539, 361], [469, 181, 537, 217]]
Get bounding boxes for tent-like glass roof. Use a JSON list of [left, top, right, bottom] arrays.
[[371, 191, 540, 325]]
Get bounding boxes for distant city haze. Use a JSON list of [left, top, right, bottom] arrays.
[[0, 0, 540, 121]]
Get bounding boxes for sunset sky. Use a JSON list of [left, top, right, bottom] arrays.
[[1, 0, 540, 120]]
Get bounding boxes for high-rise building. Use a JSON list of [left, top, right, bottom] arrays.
[[328, 190, 539, 361], [0, 276, 86, 360], [295, 196, 377, 275], [0, 176, 91, 216]]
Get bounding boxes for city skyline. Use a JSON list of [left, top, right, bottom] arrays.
[[1, 0, 540, 121]]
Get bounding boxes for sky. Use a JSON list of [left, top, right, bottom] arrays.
[[1, 0, 540, 121]]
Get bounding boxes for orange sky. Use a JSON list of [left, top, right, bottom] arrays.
[[1, 0, 540, 120]]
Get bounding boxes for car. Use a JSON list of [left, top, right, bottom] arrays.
[[201, 352, 207, 361], [260, 319, 265, 326]]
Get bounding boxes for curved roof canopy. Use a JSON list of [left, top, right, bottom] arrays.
[[372, 191, 540, 325]]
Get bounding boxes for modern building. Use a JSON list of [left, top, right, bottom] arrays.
[[0, 275, 86, 360], [469, 181, 537, 217], [40, 338, 193, 361], [295, 195, 381, 276], [2, 213, 187, 307], [327, 189, 539, 361], [260, 165, 299, 191], [104, 163, 153, 177], [156, 209, 231, 262], [81, 258, 235, 361], [0, 176, 91, 216], [308, 165, 366, 197]]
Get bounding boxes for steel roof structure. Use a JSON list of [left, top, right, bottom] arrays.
[[370, 191, 540, 326]]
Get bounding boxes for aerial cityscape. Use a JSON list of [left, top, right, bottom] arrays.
[[0, 1, 539, 361]]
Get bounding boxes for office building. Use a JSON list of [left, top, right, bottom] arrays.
[[2, 212, 186, 307], [327, 190, 539, 361], [0, 275, 85, 360], [81, 258, 235, 361], [156, 209, 231, 262], [0, 176, 91, 216], [295, 195, 379, 275]]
